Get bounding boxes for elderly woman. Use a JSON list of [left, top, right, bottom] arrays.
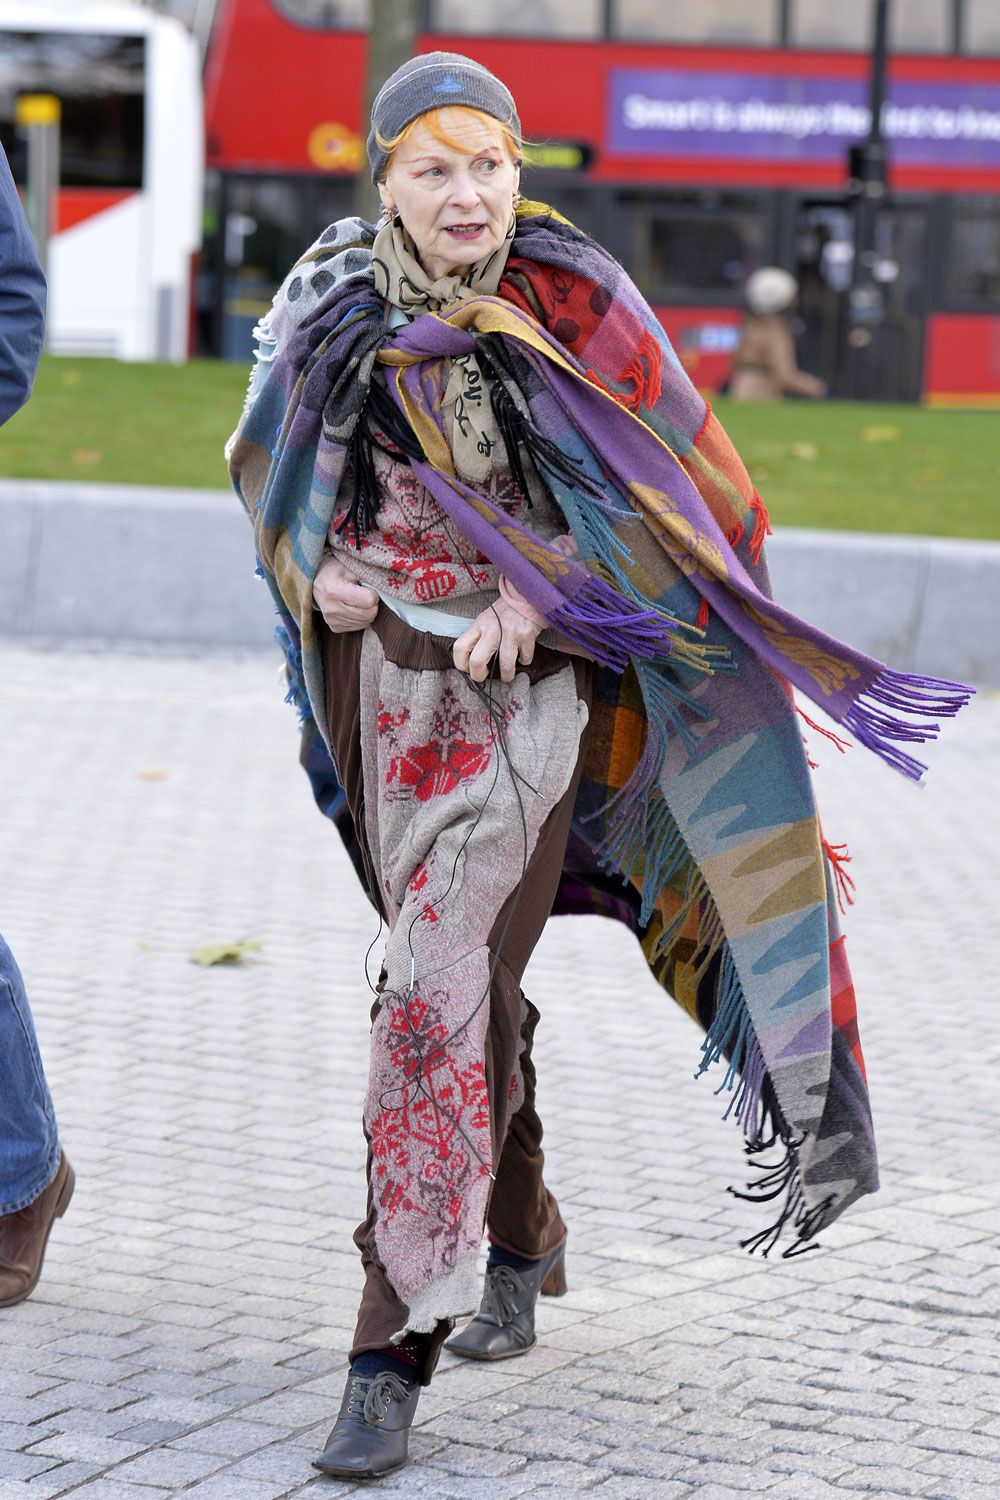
[[229, 52, 969, 1482]]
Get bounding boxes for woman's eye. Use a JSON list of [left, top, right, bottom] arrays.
[[477, 159, 498, 173]]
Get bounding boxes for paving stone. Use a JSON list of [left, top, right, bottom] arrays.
[[668, 1487, 778, 1500], [910, 1425, 1000, 1459], [110, 1419, 191, 1444], [234, 1391, 338, 1429], [881, 1450, 1000, 1487], [764, 1484, 872, 1500], [503, 1459, 605, 1489], [22, 1431, 145, 1466], [55, 1486, 174, 1499], [0, 1453, 60, 1482], [224, 1445, 335, 1485], [827, 1410, 929, 1446], [923, 1484, 1000, 1500], [423, 1442, 530, 1477], [589, 1481, 692, 1500], [108, 1448, 227, 1486], [179, 1481, 304, 1500], [842, 1465, 941, 1495], [19, 1463, 105, 1494]]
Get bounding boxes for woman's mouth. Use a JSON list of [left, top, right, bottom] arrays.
[[445, 224, 485, 240]]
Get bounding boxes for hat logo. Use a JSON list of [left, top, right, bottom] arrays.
[[435, 73, 464, 93]]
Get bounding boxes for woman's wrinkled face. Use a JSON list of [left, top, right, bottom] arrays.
[[379, 113, 520, 282]]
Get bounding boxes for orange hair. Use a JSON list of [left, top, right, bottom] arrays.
[[375, 106, 522, 178]]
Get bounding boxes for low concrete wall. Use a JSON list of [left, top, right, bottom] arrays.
[[764, 528, 1000, 687], [1, 479, 997, 684], [0, 480, 273, 651]]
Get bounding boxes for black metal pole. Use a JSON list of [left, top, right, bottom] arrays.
[[846, 0, 890, 400]]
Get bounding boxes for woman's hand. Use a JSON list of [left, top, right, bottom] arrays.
[[453, 599, 542, 684], [313, 554, 378, 633]]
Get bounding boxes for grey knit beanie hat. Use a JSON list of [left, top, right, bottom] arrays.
[[367, 51, 521, 183]]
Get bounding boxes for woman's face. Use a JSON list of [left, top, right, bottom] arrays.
[[379, 113, 520, 282]]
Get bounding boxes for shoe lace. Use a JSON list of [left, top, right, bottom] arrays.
[[480, 1263, 524, 1325], [346, 1371, 411, 1427]]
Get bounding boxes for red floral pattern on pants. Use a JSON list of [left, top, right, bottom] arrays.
[[377, 684, 507, 803], [369, 989, 491, 1253]]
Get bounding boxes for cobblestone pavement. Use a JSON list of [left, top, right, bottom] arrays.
[[1, 644, 998, 1500]]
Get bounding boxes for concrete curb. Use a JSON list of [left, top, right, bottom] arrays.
[[1, 478, 997, 683]]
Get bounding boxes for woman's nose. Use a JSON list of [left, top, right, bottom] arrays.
[[448, 172, 481, 209]]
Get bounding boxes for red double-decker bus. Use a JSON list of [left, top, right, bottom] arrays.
[[203, 0, 1000, 404]]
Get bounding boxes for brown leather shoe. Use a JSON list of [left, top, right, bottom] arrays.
[[0, 1153, 75, 1308]]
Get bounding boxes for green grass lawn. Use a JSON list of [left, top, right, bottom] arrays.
[[1, 356, 997, 539], [717, 397, 1000, 541], [0, 357, 248, 492]]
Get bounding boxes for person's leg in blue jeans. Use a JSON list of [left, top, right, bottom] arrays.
[[0, 933, 73, 1306]]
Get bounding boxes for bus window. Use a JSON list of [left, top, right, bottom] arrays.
[[0, 30, 144, 188], [627, 198, 764, 302], [966, 0, 1000, 54], [790, 0, 869, 49], [270, 0, 369, 26], [890, 0, 951, 53], [220, 174, 354, 360], [430, 0, 601, 37], [946, 203, 1000, 302], [611, 0, 779, 46], [794, 0, 948, 52]]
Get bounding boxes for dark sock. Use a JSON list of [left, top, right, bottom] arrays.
[[487, 1242, 537, 1273], [352, 1334, 426, 1386]]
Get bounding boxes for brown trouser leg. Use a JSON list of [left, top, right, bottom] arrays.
[[322, 613, 593, 1383]]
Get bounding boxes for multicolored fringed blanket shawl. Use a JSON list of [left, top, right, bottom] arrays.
[[230, 202, 972, 1257]]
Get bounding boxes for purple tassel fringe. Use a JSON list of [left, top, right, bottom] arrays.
[[843, 667, 975, 782], [546, 582, 678, 671]]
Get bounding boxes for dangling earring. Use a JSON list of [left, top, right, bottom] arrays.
[[377, 202, 400, 229], [512, 191, 522, 209]]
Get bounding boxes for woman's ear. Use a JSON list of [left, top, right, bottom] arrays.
[[377, 182, 395, 218]]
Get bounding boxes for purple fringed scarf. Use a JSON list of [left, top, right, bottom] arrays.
[[380, 299, 973, 780]]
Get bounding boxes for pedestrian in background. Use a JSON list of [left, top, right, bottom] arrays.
[[730, 265, 827, 402], [0, 143, 75, 1308], [230, 53, 967, 1484]]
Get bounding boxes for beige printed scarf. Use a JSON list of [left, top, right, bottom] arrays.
[[371, 215, 515, 482]]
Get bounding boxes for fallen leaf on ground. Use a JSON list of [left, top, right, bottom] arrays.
[[190, 939, 262, 967], [790, 442, 818, 459], [138, 770, 168, 781], [860, 425, 902, 443], [72, 448, 103, 466]]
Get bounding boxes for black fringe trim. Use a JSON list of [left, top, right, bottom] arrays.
[[334, 373, 425, 548], [475, 332, 607, 509], [728, 1123, 837, 1259]]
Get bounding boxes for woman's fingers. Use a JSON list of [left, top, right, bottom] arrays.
[[452, 623, 480, 675], [313, 556, 378, 632], [467, 617, 502, 682], [454, 604, 540, 683]]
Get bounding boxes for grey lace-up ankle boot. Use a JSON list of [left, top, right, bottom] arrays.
[[445, 1242, 566, 1360], [312, 1369, 420, 1478]]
